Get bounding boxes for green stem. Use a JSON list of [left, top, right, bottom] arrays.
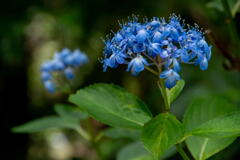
[[232, 0, 240, 16], [92, 141, 103, 160], [176, 144, 191, 160], [221, 0, 239, 43], [145, 66, 159, 76], [146, 61, 190, 160], [76, 125, 103, 159], [94, 131, 104, 142], [75, 126, 91, 141], [221, 0, 232, 18], [157, 79, 170, 112]]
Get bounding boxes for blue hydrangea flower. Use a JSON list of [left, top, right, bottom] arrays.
[[102, 14, 212, 88], [40, 48, 88, 93]]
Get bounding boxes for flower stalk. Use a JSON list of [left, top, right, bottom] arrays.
[[157, 79, 170, 112], [75, 126, 91, 141], [176, 144, 191, 160], [157, 73, 190, 160]]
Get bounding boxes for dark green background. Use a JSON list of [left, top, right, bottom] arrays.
[[0, 0, 240, 159]]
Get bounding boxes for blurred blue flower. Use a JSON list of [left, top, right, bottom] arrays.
[[63, 50, 88, 67], [102, 14, 212, 88], [64, 68, 75, 80], [41, 71, 52, 81], [40, 48, 88, 93], [43, 81, 55, 93], [50, 59, 65, 71]]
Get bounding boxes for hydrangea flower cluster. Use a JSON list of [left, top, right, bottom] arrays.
[[102, 15, 212, 88], [40, 48, 88, 93]]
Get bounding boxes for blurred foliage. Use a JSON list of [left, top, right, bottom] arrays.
[[1, 0, 240, 160]]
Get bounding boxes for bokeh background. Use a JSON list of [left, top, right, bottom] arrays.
[[1, 0, 240, 159]]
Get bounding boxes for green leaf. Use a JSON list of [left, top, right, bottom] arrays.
[[161, 146, 177, 160], [232, 0, 240, 16], [167, 80, 185, 104], [183, 96, 237, 160], [69, 83, 152, 129], [12, 116, 79, 133], [206, 0, 240, 17], [191, 111, 240, 138], [104, 128, 140, 140], [207, 0, 224, 12], [131, 155, 154, 160], [185, 137, 234, 160], [12, 104, 89, 134], [141, 113, 183, 159], [117, 142, 154, 160], [54, 104, 88, 120]]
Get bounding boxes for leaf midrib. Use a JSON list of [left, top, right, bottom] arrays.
[[199, 138, 208, 160], [155, 114, 168, 157], [192, 128, 240, 135]]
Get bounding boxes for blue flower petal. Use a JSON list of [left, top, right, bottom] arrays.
[[160, 69, 181, 88], [150, 19, 160, 28], [173, 59, 181, 72], [133, 61, 144, 73], [136, 29, 148, 42], [159, 69, 172, 79], [114, 33, 124, 42], [109, 52, 126, 68], [152, 31, 162, 43], [200, 56, 208, 70], [165, 76, 177, 89], [102, 59, 110, 72], [148, 43, 162, 57], [161, 40, 169, 46], [160, 50, 169, 59], [133, 43, 145, 53], [127, 56, 148, 74], [64, 68, 75, 80], [181, 52, 190, 63]]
